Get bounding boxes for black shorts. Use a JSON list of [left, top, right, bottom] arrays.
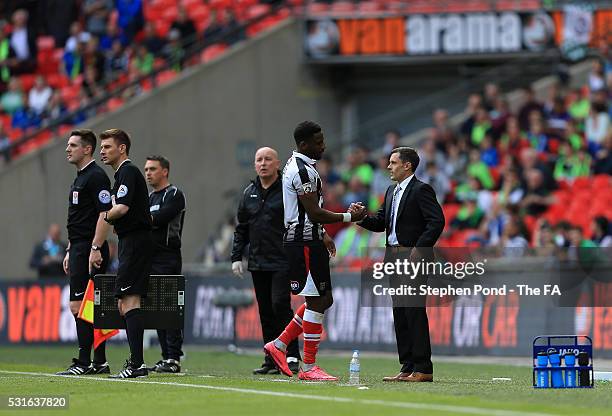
[[69, 240, 109, 301], [286, 243, 331, 296], [151, 250, 182, 275], [115, 230, 153, 298]]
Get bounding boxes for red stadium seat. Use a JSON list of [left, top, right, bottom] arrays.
[[156, 70, 178, 86], [247, 4, 271, 19], [201, 43, 228, 62], [592, 174, 611, 190], [46, 73, 70, 89], [358, 1, 384, 13], [19, 74, 37, 92], [162, 6, 179, 23], [306, 2, 329, 14], [37, 36, 56, 51], [106, 97, 125, 112], [330, 1, 355, 13], [572, 176, 592, 190]]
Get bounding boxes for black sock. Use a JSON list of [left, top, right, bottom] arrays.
[[125, 308, 145, 367], [74, 314, 93, 365], [93, 342, 107, 364]]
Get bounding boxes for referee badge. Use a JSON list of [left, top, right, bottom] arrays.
[[117, 185, 128, 198], [98, 190, 111, 204], [72, 191, 79, 204]]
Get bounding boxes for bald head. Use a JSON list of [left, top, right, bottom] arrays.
[[254, 147, 280, 183]]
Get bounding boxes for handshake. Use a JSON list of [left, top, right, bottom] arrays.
[[347, 202, 367, 222]]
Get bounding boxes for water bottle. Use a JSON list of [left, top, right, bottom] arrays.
[[548, 348, 564, 388], [536, 351, 549, 388], [564, 352, 577, 388], [578, 351, 590, 387], [349, 350, 360, 385]]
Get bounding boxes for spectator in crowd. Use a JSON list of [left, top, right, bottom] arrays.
[[43, 90, 68, 123], [29, 223, 68, 278], [497, 168, 524, 206], [594, 130, 612, 174], [99, 20, 121, 51], [533, 219, 557, 257], [0, 21, 18, 91], [477, 200, 508, 246], [83, 0, 113, 38], [341, 146, 374, 186], [416, 137, 445, 177], [520, 169, 555, 216], [83, 37, 105, 80], [585, 101, 610, 155], [470, 106, 491, 147], [65, 21, 91, 53], [553, 221, 572, 248], [443, 141, 468, 183], [499, 116, 530, 160], [0, 119, 10, 163], [500, 216, 529, 257], [382, 129, 400, 155], [568, 225, 597, 262], [105, 39, 129, 80], [143, 22, 165, 55], [82, 66, 103, 98], [116, 0, 144, 45], [431, 108, 455, 152], [588, 59, 606, 92], [9, 9, 37, 73], [342, 176, 369, 207], [527, 116, 549, 155], [162, 29, 186, 72], [483, 82, 500, 112], [451, 196, 484, 230], [134, 43, 154, 75], [322, 182, 347, 238], [592, 216, 612, 247], [564, 119, 584, 151], [546, 95, 571, 137], [518, 87, 544, 131], [63, 40, 85, 80], [480, 134, 499, 167], [28, 75, 52, 115], [466, 148, 494, 190], [317, 156, 341, 186], [460, 93, 483, 137], [39, 0, 79, 47], [171, 6, 197, 49], [421, 161, 450, 204], [0, 77, 25, 114], [490, 97, 510, 139], [553, 142, 591, 181], [568, 87, 590, 121], [520, 147, 556, 191]]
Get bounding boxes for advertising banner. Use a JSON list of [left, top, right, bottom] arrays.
[[304, 8, 612, 62]]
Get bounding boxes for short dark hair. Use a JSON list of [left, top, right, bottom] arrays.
[[71, 129, 97, 153], [146, 155, 170, 172], [99, 128, 131, 155], [294, 121, 321, 144], [391, 146, 420, 172]]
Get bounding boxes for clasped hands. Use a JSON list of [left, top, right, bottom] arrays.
[[347, 202, 367, 221]]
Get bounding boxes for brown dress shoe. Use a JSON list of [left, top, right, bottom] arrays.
[[382, 372, 412, 382], [399, 372, 433, 382]]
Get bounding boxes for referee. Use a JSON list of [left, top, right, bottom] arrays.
[[99, 128, 153, 379], [58, 129, 112, 376], [231, 147, 301, 375], [144, 156, 186, 374]]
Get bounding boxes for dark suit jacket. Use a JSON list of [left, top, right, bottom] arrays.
[[359, 177, 444, 247]]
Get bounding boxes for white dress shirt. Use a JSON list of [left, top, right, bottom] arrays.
[[387, 174, 413, 245]]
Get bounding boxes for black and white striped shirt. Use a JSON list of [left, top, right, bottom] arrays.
[[282, 151, 324, 244]]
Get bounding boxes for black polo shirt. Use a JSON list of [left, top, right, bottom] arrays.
[[149, 185, 186, 254], [67, 160, 112, 242], [112, 159, 152, 237]]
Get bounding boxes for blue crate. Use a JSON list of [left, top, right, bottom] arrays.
[[532, 335, 594, 388]]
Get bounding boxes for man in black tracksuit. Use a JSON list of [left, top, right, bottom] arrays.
[[231, 147, 300, 374], [144, 155, 186, 373]]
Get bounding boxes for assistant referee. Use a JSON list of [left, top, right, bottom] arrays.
[[144, 155, 186, 374], [100, 128, 153, 379], [58, 129, 112, 376]]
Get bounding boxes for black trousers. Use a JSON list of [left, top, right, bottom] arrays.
[[251, 270, 300, 361], [393, 306, 433, 374], [151, 250, 184, 361]]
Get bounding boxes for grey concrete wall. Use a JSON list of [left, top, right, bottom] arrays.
[[0, 19, 342, 279]]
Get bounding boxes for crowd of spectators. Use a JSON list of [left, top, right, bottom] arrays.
[[204, 54, 612, 269], [0, 0, 286, 166]]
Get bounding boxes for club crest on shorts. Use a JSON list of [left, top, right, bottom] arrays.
[[290, 281, 300, 291], [98, 190, 111, 204], [117, 185, 128, 198]]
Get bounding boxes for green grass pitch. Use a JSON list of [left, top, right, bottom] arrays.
[[0, 346, 610, 416]]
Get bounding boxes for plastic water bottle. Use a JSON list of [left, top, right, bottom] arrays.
[[349, 350, 360, 385]]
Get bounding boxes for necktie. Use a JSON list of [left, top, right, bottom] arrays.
[[389, 185, 401, 230]]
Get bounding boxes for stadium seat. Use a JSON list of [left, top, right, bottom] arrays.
[[306, 2, 329, 14], [592, 174, 611, 190], [358, 1, 384, 13], [156, 70, 178, 86], [571, 176, 592, 190], [106, 97, 125, 112], [201, 43, 228, 62], [330, 1, 355, 13], [37, 36, 56, 51], [19, 74, 37, 92], [46, 74, 70, 89], [247, 4, 271, 19]]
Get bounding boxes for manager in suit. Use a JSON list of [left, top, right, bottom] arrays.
[[356, 147, 444, 382]]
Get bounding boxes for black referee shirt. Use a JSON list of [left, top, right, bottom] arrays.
[[67, 160, 112, 241], [112, 159, 152, 237], [149, 185, 186, 253]]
